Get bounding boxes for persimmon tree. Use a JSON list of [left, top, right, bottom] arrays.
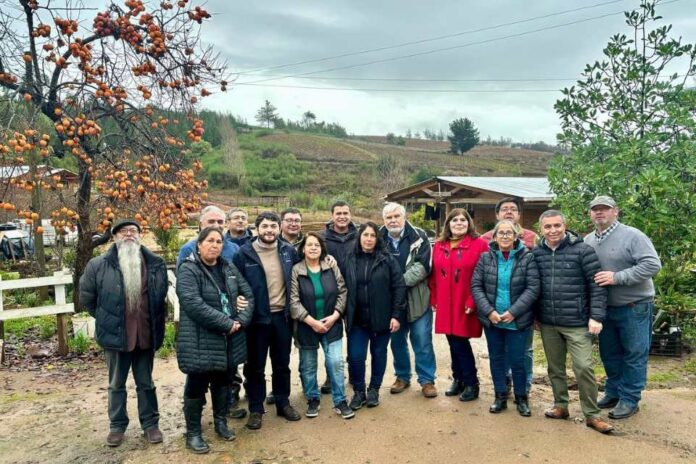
[[0, 0, 229, 308]]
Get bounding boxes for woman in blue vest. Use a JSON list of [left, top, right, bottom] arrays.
[[471, 220, 540, 416]]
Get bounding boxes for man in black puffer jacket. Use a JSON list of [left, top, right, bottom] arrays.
[[79, 219, 168, 448], [532, 210, 614, 434]]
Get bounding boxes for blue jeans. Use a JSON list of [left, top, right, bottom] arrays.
[[504, 328, 534, 393], [299, 336, 346, 406], [390, 308, 437, 385], [599, 302, 653, 407], [485, 326, 530, 396], [347, 326, 390, 391]]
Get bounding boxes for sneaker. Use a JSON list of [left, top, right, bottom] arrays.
[[334, 401, 355, 419], [349, 390, 367, 410], [306, 398, 320, 418], [366, 387, 380, 407]]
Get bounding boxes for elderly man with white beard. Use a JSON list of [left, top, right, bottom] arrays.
[[80, 219, 169, 448]]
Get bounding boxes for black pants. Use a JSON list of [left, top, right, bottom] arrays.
[[446, 334, 479, 387], [185, 371, 228, 399], [104, 348, 158, 433], [244, 312, 292, 414]]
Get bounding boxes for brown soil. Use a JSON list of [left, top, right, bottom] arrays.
[[1, 336, 695, 464]]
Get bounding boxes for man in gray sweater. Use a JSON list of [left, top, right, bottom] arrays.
[[584, 196, 662, 420]]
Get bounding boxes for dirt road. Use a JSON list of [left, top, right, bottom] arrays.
[[1, 336, 695, 464]]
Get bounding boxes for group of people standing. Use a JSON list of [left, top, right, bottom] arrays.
[[80, 194, 661, 452]]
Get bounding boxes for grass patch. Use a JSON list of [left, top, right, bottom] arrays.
[[4, 316, 56, 340], [157, 322, 177, 359], [683, 357, 696, 375], [647, 371, 681, 383]]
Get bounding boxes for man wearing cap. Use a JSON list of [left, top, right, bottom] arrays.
[[80, 219, 168, 447], [585, 196, 661, 420]]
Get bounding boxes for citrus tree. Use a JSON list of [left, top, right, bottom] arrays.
[[0, 0, 228, 307]]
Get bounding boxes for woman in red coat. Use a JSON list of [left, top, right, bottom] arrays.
[[429, 208, 489, 402]]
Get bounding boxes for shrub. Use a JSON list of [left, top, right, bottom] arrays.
[[157, 322, 177, 359], [69, 332, 91, 355]]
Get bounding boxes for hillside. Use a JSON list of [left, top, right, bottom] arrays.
[[205, 130, 554, 213]]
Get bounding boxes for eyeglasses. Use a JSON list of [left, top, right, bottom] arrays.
[[205, 219, 225, 225], [283, 219, 302, 224], [117, 227, 140, 236], [496, 231, 515, 238], [228, 215, 247, 221], [499, 207, 519, 213]]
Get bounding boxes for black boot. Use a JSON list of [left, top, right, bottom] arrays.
[[183, 398, 209, 454], [459, 385, 480, 402], [489, 392, 508, 414], [211, 386, 235, 441], [445, 379, 464, 397], [515, 395, 531, 417]]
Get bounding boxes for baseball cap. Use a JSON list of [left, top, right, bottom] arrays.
[[589, 195, 617, 209]]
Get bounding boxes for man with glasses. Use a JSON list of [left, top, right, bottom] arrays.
[[481, 197, 539, 397], [481, 198, 538, 249], [226, 208, 255, 247], [280, 208, 304, 247], [80, 219, 169, 447]]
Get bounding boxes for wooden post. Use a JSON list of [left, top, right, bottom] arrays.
[[54, 270, 69, 356]]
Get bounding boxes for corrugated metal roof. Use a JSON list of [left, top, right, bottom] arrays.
[[437, 176, 553, 201]]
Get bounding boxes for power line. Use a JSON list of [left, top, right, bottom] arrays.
[[240, 75, 579, 83], [237, 0, 682, 86], [237, 0, 629, 75], [237, 11, 624, 85], [234, 82, 563, 93]]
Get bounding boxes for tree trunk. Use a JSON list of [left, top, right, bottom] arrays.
[[29, 161, 48, 301], [72, 165, 93, 311]]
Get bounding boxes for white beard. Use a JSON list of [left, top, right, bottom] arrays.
[[116, 239, 143, 313]]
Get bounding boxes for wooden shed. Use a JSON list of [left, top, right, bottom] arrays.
[[384, 176, 554, 233]]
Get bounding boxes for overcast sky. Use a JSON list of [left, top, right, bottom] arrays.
[[198, 0, 696, 143]]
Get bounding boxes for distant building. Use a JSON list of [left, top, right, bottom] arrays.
[[0, 165, 79, 185], [384, 176, 553, 234]]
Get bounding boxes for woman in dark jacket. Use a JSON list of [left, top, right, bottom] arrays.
[[344, 222, 407, 410], [176, 227, 254, 454], [471, 220, 540, 416], [290, 232, 353, 420]]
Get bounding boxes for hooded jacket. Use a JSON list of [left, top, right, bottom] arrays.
[[175, 252, 255, 373], [380, 221, 432, 322], [320, 221, 357, 276]]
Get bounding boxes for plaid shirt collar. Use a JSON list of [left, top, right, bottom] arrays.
[[594, 221, 620, 243]]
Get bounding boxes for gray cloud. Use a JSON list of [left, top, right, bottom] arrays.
[[200, 0, 696, 143]]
